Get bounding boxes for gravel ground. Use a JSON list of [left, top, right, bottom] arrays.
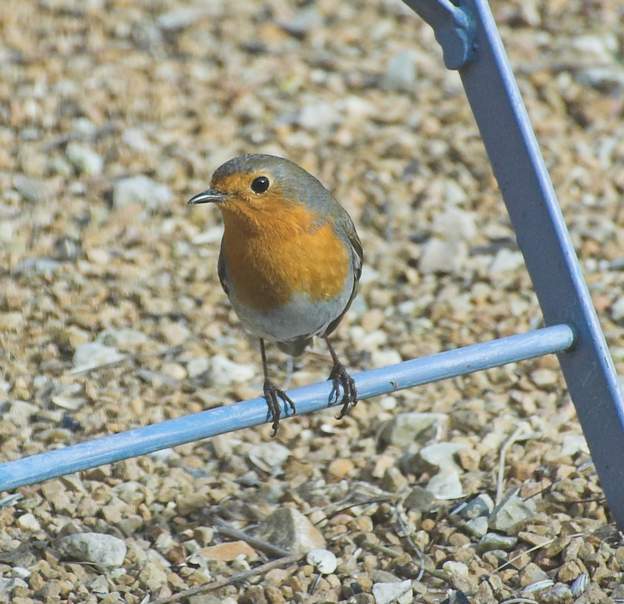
[[1, 0, 624, 602]]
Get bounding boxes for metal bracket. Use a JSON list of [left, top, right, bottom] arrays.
[[402, 0, 475, 69]]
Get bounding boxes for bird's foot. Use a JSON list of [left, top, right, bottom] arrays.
[[263, 380, 296, 437], [328, 362, 358, 419]]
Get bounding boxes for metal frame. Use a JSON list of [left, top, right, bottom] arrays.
[[1, 0, 623, 526]]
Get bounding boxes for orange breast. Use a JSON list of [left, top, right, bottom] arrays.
[[221, 204, 349, 312]]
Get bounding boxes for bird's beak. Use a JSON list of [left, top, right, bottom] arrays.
[[187, 189, 227, 205]]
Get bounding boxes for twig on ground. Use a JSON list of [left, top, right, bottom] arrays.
[[150, 553, 303, 604], [496, 423, 537, 504], [213, 518, 291, 558]]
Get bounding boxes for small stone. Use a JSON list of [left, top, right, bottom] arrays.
[[257, 507, 325, 555], [451, 493, 494, 520], [531, 368, 558, 387], [489, 489, 535, 533], [383, 50, 418, 91], [327, 458, 355, 479], [419, 442, 464, 471], [464, 516, 488, 538], [539, 583, 574, 603], [210, 355, 256, 385], [420, 238, 467, 274], [306, 549, 337, 574], [611, 298, 624, 321], [113, 175, 172, 210], [89, 575, 109, 595], [519, 562, 550, 586], [443, 561, 469, 577], [14, 174, 46, 203], [17, 513, 41, 531], [560, 433, 588, 457], [58, 533, 127, 567], [66, 142, 103, 175], [432, 208, 477, 241], [187, 357, 211, 378], [138, 560, 168, 591], [298, 101, 341, 131], [15, 257, 61, 275], [426, 469, 463, 499], [7, 400, 39, 426], [157, 6, 212, 31], [404, 486, 435, 512], [200, 541, 258, 561], [382, 467, 408, 492], [490, 249, 524, 274], [372, 579, 413, 604], [380, 412, 447, 447], [478, 532, 518, 552], [72, 342, 126, 373], [0, 578, 28, 600], [248, 442, 290, 473], [279, 7, 323, 37], [97, 328, 149, 350]]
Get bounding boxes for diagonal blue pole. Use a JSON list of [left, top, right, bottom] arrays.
[[403, 0, 624, 526], [0, 325, 573, 491]]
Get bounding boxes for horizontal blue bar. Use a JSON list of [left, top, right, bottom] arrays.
[[0, 324, 574, 491]]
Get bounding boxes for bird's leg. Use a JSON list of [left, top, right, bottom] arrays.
[[324, 337, 358, 419], [260, 339, 296, 436]]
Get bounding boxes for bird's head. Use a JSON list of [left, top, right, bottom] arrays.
[[188, 154, 332, 232]]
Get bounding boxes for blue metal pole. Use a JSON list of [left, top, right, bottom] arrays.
[[403, 0, 624, 526], [0, 325, 573, 491]]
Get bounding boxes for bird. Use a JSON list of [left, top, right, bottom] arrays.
[[188, 153, 363, 435]]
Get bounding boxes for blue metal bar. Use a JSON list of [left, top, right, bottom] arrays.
[[402, 0, 475, 69], [0, 325, 573, 491], [405, 0, 624, 526]]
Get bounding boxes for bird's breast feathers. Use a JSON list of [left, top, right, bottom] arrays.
[[222, 214, 351, 313]]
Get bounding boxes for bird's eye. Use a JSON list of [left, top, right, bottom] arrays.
[[250, 176, 270, 194]]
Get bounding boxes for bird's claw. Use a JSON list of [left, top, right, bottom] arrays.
[[328, 362, 358, 419], [263, 380, 296, 436]]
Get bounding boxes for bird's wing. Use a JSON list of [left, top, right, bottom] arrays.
[[217, 241, 229, 296], [323, 214, 363, 337]]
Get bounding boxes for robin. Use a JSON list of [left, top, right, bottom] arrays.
[[188, 154, 363, 435]]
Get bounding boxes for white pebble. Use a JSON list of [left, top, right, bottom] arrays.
[[306, 548, 337, 574]]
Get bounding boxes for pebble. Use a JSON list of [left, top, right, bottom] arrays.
[[209, 355, 256, 385], [490, 249, 524, 274], [71, 342, 126, 373], [57, 533, 127, 567], [478, 532, 518, 552], [65, 142, 103, 175], [16, 513, 41, 531], [464, 516, 488, 538], [611, 297, 624, 321], [327, 458, 355, 479], [426, 469, 464, 499], [372, 579, 413, 604], [419, 238, 467, 274], [200, 541, 257, 562], [257, 507, 325, 555], [306, 549, 337, 574], [539, 583, 574, 603], [404, 486, 435, 512], [489, 490, 536, 533], [113, 175, 172, 210], [380, 412, 447, 447], [451, 493, 494, 520], [432, 208, 477, 241], [248, 442, 290, 473], [383, 50, 418, 91]]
